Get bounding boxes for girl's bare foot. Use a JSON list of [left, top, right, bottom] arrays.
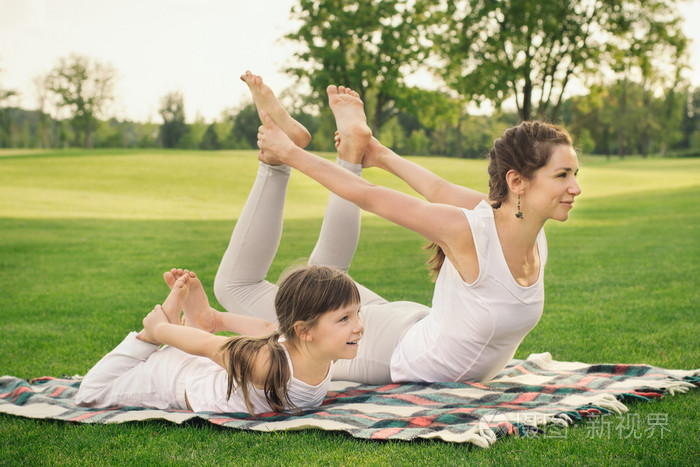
[[327, 85, 372, 164], [163, 269, 216, 333], [163, 268, 185, 289], [180, 271, 216, 333], [161, 274, 190, 324], [241, 71, 311, 148]]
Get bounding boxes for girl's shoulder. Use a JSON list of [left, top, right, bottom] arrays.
[[249, 345, 275, 389]]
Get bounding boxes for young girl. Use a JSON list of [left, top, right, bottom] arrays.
[[75, 266, 362, 415], [254, 82, 581, 385]]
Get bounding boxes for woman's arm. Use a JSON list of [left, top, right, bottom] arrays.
[[257, 112, 468, 250], [363, 137, 488, 210]]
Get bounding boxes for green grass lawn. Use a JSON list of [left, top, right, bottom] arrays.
[[1, 149, 698, 465]]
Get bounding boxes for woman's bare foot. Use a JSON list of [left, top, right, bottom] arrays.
[[163, 269, 216, 333], [241, 71, 311, 148], [327, 85, 372, 164]]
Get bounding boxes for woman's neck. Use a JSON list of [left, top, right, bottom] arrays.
[[493, 204, 544, 250], [493, 206, 544, 287]]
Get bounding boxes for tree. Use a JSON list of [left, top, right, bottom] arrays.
[[430, 0, 688, 122], [45, 54, 116, 148], [680, 87, 700, 149], [159, 91, 189, 148], [231, 102, 261, 148], [0, 63, 18, 147], [185, 113, 207, 149], [199, 123, 220, 150], [32, 74, 58, 148], [285, 0, 428, 134], [604, 1, 688, 157]]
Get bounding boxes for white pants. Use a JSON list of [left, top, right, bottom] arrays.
[[213, 162, 429, 384], [75, 332, 196, 410]]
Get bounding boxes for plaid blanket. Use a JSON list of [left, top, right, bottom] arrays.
[[1, 352, 698, 447]]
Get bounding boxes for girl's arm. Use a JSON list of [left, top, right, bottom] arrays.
[[213, 311, 277, 337], [142, 307, 275, 387], [141, 306, 229, 368], [363, 137, 489, 210]]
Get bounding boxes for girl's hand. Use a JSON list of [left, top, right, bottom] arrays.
[[334, 133, 386, 170], [137, 305, 169, 345], [257, 111, 294, 166]]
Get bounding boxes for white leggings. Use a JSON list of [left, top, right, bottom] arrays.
[[213, 161, 429, 384], [75, 332, 195, 410]]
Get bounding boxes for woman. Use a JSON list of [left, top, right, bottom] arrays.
[[255, 84, 581, 384]]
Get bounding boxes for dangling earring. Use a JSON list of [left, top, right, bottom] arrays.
[[515, 194, 523, 219]]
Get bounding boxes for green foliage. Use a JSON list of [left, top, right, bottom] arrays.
[[407, 128, 430, 155], [199, 123, 221, 150], [186, 115, 208, 150], [308, 107, 337, 152], [45, 54, 117, 148], [561, 81, 691, 157], [158, 91, 190, 149], [230, 102, 259, 149], [430, 0, 688, 122], [0, 78, 18, 146], [576, 128, 595, 155], [285, 0, 428, 133], [231, 102, 260, 149], [0, 150, 698, 463], [680, 87, 700, 149]]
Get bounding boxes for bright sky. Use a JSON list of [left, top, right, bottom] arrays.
[[1, 0, 699, 124]]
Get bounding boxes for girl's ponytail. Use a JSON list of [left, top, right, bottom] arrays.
[[219, 332, 293, 415]]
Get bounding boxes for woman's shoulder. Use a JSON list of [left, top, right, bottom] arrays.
[[459, 200, 494, 238]]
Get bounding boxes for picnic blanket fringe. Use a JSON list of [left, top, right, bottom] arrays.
[[2, 352, 698, 447]]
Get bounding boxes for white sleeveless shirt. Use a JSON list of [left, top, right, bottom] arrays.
[[184, 342, 332, 414], [390, 200, 547, 383]]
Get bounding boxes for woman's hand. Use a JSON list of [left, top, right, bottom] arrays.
[[257, 111, 295, 166]]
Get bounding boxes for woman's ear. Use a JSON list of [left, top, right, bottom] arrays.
[[505, 169, 524, 195], [293, 320, 312, 342]]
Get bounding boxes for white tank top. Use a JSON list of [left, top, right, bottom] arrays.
[[390, 200, 547, 383], [184, 341, 332, 414]]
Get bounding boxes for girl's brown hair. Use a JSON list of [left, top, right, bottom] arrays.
[[426, 121, 573, 277], [219, 265, 360, 414]]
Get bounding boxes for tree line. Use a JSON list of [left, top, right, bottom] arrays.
[[1, 0, 698, 157]]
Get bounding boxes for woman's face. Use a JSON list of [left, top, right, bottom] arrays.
[[524, 144, 581, 222]]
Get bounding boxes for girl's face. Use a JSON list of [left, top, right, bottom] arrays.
[[524, 144, 581, 222], [305, 301, 363, 361]]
